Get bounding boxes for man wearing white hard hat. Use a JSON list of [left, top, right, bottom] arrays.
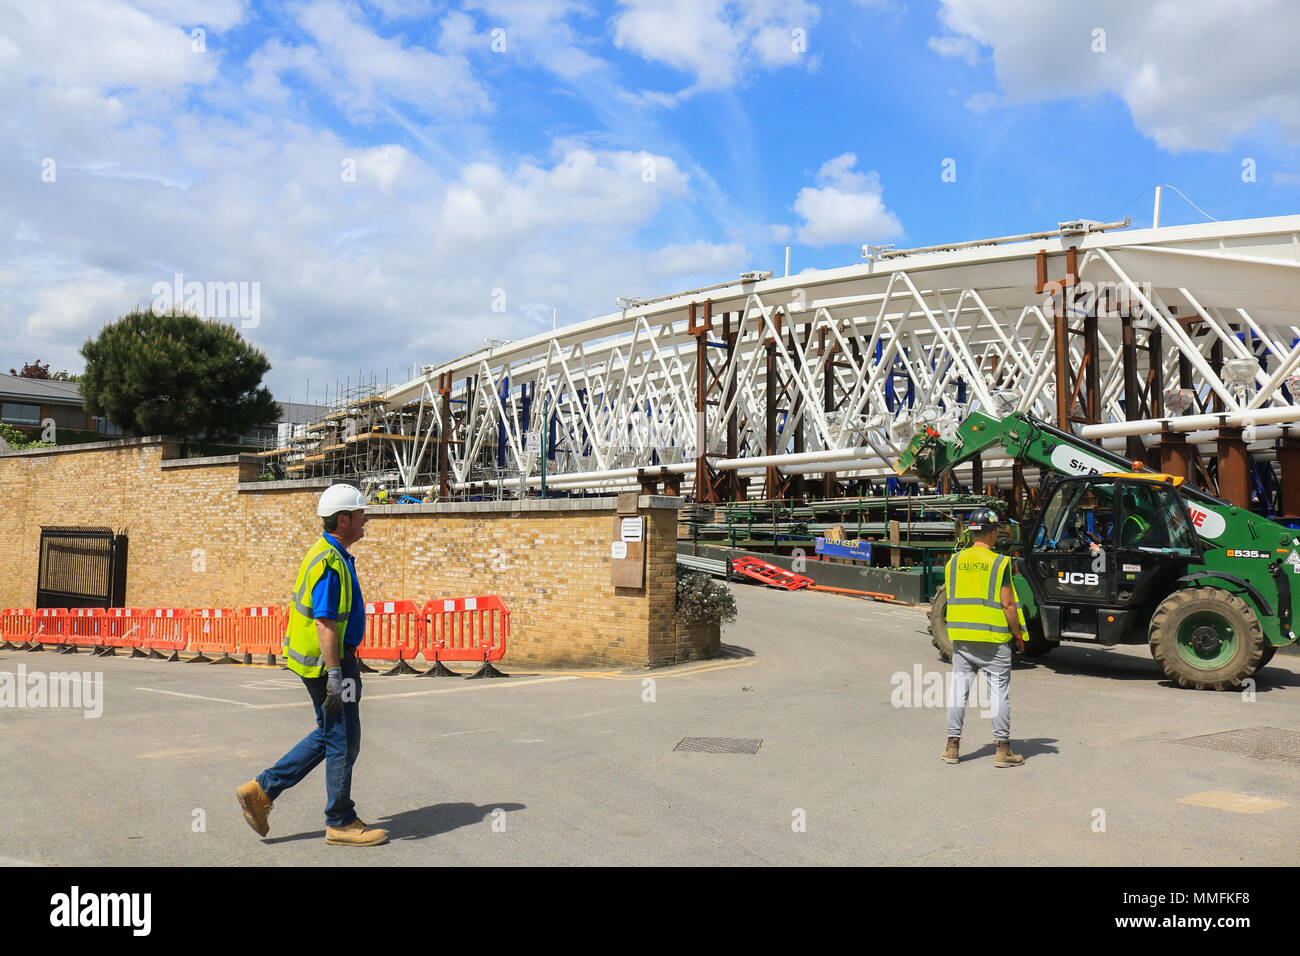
[[236, 483, 388, 846]]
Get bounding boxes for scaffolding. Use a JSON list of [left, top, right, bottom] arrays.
[[255, 371, 437, 500]]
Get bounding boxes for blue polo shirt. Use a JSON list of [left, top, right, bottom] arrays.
[[310, 533, 365, 649]]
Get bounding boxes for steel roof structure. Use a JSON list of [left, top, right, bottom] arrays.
[[372, 213, 1300, 505]]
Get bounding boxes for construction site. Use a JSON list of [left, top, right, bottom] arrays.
[[248, 212, 1300, 595], [257, 213, 1300, 507]]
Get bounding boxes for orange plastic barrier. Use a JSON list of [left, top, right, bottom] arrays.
[[188, 608, 241, 664], [239, 605, 287, 665], [65, 608, 107, 655], [730, 556, 814, 590], [357, 600, 425, 675], [30, 608, 70, 651], [420, 596, 509, 678], [102, 608, 148, 657], [142, 608, 189, 661], [0, 608, 34, 649]]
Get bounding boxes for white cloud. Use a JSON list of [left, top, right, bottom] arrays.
[[932, 0, 1300, 152], [964, 90, 1000, 113], [246, 0, 492, 121], [613, 0, 820, 92], [793, 153, 902, 246], [0, 0, 753, 398], [465, 0, 604, 79], [646, 241, 748, 278], [927, 34, 979, 65]]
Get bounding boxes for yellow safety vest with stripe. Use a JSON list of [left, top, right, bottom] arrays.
[[282, 536, 354, 678], [944, 546, 1028, 643]]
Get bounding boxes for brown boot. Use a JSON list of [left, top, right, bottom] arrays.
[[236, 779, 273, 836], [994, 740, 1024, 768], [941, 737, 960, 764], [325, 818, 389, 846]]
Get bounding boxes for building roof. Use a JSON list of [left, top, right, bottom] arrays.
[[0, 374, 83, 404], [0, 373, 320, 425]]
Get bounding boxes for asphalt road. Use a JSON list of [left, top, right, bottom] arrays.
[[2, 584, 1298, 866]]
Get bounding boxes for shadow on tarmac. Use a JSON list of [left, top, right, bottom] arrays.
[[959, 737, 1060, 763], [260, 802, 526, 844], [1013, 647, 1300, 694]]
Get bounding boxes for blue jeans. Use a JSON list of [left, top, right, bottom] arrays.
[[257, 647, 362, 828]]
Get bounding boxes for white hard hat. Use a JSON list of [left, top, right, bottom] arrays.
[[317, 483, 367, 517]]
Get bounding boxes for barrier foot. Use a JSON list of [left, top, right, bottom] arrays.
[[165, 651, 180, 662], [130, 647, 148, 658], [26, 642, 44, 652], [99, 647, 117, 657], [357, 658, 378, 674], [417, 660, 460, 678], [381, 658, 421, 676], [0, 640, 19, 651], [267, 653, 277, 667], [208, 654, 239, 665], [186, 652, 213, 663], [148, 649, 167, 660], [242, 652, 253, 666], [59, 644, 78, 655], [466, 660, 508, 680]]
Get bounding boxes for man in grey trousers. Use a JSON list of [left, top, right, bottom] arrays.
[[941, 508, 1026, 768]]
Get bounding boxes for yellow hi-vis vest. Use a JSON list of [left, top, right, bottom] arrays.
[[282, 536, 354, 678], [944, 545, 1028, 643]]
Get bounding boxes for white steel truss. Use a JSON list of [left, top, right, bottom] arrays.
[[376, 214, 1300, 498]]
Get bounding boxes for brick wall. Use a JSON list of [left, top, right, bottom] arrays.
[[0, 437, 696, 667]]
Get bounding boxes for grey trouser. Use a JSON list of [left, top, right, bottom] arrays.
[[947, 640, 1012, 740]]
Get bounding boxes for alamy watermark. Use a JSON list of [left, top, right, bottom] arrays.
[[0, 664, 103, 718], [50, 886, 150, 936], [890, 664, 1000, 718], [151, 272, 260, 328]]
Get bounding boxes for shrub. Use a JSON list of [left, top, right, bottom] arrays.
[[676, 567, 738, 626]]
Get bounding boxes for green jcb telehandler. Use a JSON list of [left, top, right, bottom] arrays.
[[895, 411, 1299, 689]]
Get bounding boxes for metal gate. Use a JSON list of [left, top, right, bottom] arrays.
[[36, 527, 128, 609]]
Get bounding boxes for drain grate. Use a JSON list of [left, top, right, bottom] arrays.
[[674, 737, 762, 754], [1173, 726, 1300, 765]]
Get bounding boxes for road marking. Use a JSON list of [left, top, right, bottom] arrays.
[[134, 688, 259, 707], [249, 674, 583, 709], [548, 658, 758, 681], [1177, 791, 1290, 814]]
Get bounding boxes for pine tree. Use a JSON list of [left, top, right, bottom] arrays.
[[80, 309, 280, 442]]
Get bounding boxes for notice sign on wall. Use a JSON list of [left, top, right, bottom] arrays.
[[611, 513, 646, 588]]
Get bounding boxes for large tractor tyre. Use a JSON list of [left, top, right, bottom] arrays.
[[1148, 589, 1266, 690], [1022, 624, 1057, 657], [1257, 642, 1277, 669], [929, 586, 953, 663]]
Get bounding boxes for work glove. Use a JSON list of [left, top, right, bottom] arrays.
[[1012, 635, 1025, 655], [323, 668, 343, 714]]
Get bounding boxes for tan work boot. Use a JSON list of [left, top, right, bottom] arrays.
[[325, 818, 389, 846], [994, 740, 1024, 768], [941, 737, 960, 764], [236, 780, 273, 837]]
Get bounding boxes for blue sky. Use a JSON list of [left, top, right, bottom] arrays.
[[2, 0, 1298, 401]]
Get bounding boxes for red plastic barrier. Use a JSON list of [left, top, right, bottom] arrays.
[[103, 608, 147, 656], [730, 556, 814, 591], [188, 608, 241, 664], [141, 608, 189, 660], [239, 605, 286, 664], [65, 608, 106, 653], [0, 608, 34, 647], [421, 596, 509, 663], [357, 600, 424, 673], [31, 608, 70, 648]]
